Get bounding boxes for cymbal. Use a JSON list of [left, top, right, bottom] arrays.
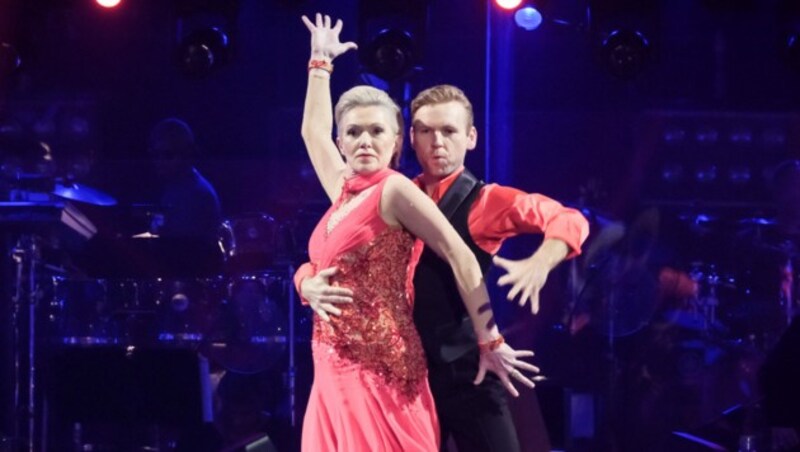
[[737, 216, 776, 226], [53, 183, 116, 206]]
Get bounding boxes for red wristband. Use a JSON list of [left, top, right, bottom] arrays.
[[308, 59, 333, 73], [478, 335, 505, 353]]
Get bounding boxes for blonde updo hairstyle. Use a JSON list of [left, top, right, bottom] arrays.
[[334, 85, 404, 168]]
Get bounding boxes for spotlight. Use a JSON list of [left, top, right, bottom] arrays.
[[360, 28, 417, 82], [0, 42, 21, 78], [601, 29, 651, 79], [514, 6, 543, 31], [95, 0, 121, 8], [496, 0, 524, 10], [176, 27, 229, 77]]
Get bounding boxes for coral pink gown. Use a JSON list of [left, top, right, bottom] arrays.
[[301, 169, 439, 452]]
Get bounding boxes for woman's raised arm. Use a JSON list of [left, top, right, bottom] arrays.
[[300, 14, 357, 202]]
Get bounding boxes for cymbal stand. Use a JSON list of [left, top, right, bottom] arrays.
[[602, 273, 621, 452], [286, 264, 297, 428], [700, 270, 720, 333], [781, 257, 794, 328], [10, 234, 42, 452]]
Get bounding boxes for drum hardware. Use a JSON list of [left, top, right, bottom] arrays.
[[10, 236, 40, 452], [153, 277, 223, 345], [687, 263, 736, 333], [218, 213, 278, 273], [48, 278, 161, 347], [51, 182, 116, 207], [2, 200, 96, 451], [286, 264, 298, 428], [32, 254, 301, 446], [45, 272, 295, 359], [200, 273, 289, 375]]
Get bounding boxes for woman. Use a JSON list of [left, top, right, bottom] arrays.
[[298, 14, 536, 451]]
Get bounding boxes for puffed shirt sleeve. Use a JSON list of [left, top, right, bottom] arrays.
[[469, 184, 590, 257], [293, 261, 316, 306]]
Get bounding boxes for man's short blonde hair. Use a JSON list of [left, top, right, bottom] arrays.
[[410, 84, 474, 129]]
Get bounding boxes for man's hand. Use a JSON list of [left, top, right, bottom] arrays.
[[300, 266, 353, 322], [494, 255, 551, 314], [474, 343, 541, 397], [494, 239, 569, 314], [301, 13, 358, 61]]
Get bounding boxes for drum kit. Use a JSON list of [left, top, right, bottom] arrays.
[[0, 156, 307, 450], [575, 207, 798, 342], [570, 205, 800, 448]]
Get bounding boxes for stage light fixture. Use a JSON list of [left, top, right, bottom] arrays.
[[600, 29, 651, 79], [176, 27, 229, 77], [514, 6, 543, 31], [95, 0, 121, 8], [360, 28, 417, 82], [496, 0, 523, 10]]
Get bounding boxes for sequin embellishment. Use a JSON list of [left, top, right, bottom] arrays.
[[313, 228, 427, 401]]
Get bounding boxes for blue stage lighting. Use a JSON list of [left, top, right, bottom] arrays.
[[514, 6, 543, 31]]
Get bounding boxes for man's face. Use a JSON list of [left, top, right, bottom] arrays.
[[410, 101, 477, 179], [150, 140, 190, 179]]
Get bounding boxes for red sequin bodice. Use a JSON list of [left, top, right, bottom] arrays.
[[313, 228, 427, 400]]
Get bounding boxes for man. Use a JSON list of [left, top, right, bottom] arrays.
[[145, 117, 223, 277], [297, 85, 589, 451], [147, 117, 222, 242], [407, 85, 588, 452]]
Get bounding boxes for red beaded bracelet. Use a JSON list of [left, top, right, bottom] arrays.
[[308, 59, 333, 74], [478, 335, 505, 353]]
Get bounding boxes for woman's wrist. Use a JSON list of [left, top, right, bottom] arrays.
[[475, 325, 502, 344], [477, 334, 505, 354], [308, 58, 333, 74]]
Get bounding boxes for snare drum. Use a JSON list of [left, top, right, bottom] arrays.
[[203, 272, 288, 373], [154, 277, 225, 345], [48, 277, 156, 346], [218, 213, 278, 273]]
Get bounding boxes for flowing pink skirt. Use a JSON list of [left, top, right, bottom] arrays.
[[301, 342, 439, 452]]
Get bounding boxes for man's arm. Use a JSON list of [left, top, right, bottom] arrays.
[[470, 184, 590, 313], [293, 262, 353, 322]]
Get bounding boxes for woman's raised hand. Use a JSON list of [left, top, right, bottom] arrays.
[[302, 13, 357, 61]]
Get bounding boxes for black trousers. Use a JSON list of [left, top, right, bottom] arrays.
[[428, 349, 521, 452]]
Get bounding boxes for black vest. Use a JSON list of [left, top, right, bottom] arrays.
[[412, 169, 493, 364]]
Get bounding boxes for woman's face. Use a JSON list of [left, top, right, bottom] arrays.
[[337, 105, 401, 174]]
